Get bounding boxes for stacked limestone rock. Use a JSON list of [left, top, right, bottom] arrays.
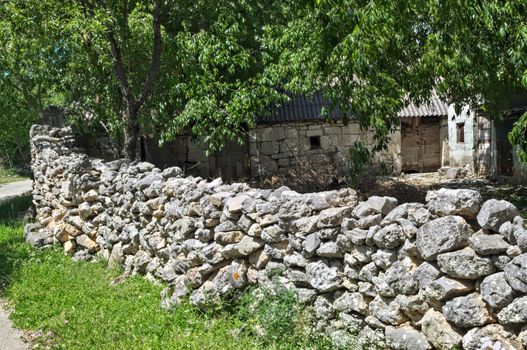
[[27, 124, 527, 349]]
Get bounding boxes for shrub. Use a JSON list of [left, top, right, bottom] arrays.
[[234, 286, 334, 350]]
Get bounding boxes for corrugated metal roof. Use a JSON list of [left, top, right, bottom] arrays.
[[256, 91, 449, 124], [398, 96, 449, 118], [256, 91, 345, 124]]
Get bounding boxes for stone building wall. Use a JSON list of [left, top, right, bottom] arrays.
[[512, 146, 527, 183], [248, 121, 402, 177], [447, 106, 477, 170], [27, 125, 527, 349], [473, 116, 527, 182]]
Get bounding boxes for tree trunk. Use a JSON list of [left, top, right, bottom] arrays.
[[124, 108, 140, 161], [105, 0, 163, 161]]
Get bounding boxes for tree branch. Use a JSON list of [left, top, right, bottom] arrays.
[[107, 28, 136, 110], [135, 0, 163, 110]]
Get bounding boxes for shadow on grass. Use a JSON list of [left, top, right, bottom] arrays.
[[0, 195, 32, 221], [0, 196, 33, 292]]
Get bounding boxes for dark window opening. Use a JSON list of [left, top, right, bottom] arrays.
[[457, 122, 465, 143], [310, 136, 321, 149]]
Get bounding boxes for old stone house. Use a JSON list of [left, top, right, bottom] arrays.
[[144, 93, 484, 181], [253, 92, 527, 183], [146, 92, 401, 180], [406, 91, 527, 182], [398, 95, 449, 173], [63, 91, 527, 182]]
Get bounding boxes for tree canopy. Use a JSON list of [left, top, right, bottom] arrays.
[[271, 1, 527, 158], [1, 0, 286, 160], [2, 0, 527, 164]]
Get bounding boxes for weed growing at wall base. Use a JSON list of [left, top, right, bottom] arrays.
[[235, 287, 334, 349]]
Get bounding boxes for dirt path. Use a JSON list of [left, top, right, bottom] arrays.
[[0, 180, 32, 349], [0, 300, 28, 350], [0, 180, 32, 204]]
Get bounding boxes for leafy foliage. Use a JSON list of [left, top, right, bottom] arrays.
[[348, 141, 373, 186], [4, 0, 527, 165], [1, 0, 289, 159], [0, 1, 66, 164], [267, 1, 527, 162]]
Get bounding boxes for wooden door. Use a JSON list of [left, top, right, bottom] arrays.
[[401, 117, 441, 172]]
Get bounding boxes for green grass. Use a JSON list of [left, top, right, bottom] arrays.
[[0, 208, 336, 349], [0, 194, 32, 221], [0, 167, 27, 185]]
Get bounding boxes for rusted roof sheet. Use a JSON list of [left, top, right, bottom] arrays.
[[398, 96, 450, 118], [256, 91, 345, 124]]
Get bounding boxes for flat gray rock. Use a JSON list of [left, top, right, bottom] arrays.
[[365, 196, 398, 215], [425, 276, 474, 302], [24, 223, 52, 248], [477, 199, 519, 232], [235, 236, 264, 256], [462, 324, 525, 350], [426, 188, 482, 219], [371, 249, 397, 270], [414, 262, 442, 289], [504, 253, 527, 293], [442, 293, 493, 328], [437, 247, 495, 280], [373, 223, 405, 249], [316, 241, 343, 258], [469, 231, 510, 255], [385, 326, 431, 350], [304, 232, 321, 254], [369, 296, 408, 326], [381, 257, 419, 296], [317, 206, 353, 228], [306, 261, 341, 292], [333, 292, 369, 315], [416, 216, 472, 261], [497, 296, 527, 325], [419, 309, 462, 350], [480, 272, 514, 310]]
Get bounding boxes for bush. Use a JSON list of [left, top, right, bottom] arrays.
[[256, 154, 351, 193], [233, 285, 334, 350]]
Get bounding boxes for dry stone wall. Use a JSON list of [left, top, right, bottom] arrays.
[[27, 125, 527, 350]]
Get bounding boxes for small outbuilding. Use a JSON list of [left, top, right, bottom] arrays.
[[147, 92, 402, 180]]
